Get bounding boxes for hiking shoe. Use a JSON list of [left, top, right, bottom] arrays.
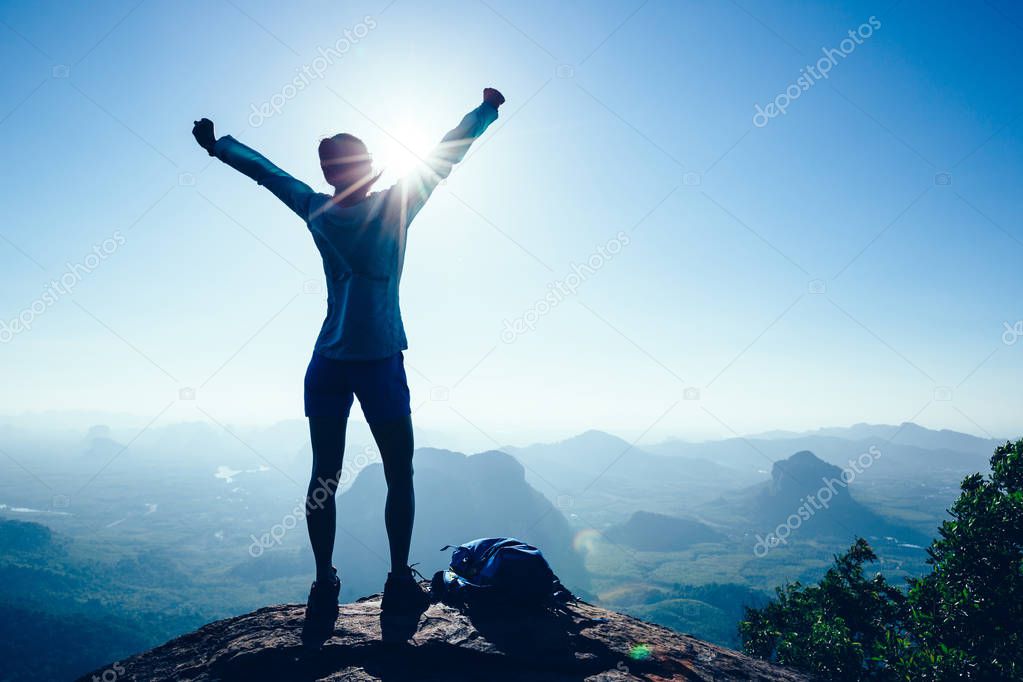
[[301, 567, 340, 648], [381, 565, 431, 614]]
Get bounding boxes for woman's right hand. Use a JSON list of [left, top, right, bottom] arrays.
[[192, 118, 217, 155]]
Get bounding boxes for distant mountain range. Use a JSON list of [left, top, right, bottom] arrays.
[[644, 423, 999, 479], [503, 430, 764, 517], [494, 423, 1002, 530], [704, 450, 931, 546], [746, 422, 1001, 455], [9, 419, 995, 549], [9, 413, 1000, 484]]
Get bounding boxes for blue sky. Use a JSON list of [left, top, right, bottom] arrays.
[[1, 0, 1021, 447]]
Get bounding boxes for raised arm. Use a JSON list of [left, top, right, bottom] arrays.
[[192, 118, 315, 220], [392, 88, 505, 221]]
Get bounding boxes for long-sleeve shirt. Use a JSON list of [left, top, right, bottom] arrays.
[[212, 101, 499, 360]]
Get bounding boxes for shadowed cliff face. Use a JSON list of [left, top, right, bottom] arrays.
[[768, 451, 850, 500], [227, 448, 590, 600], [756, 450, 928, 541], [77, 593, 811, 682], [334, 448, 590, 596], [702, 450, 931, 545]]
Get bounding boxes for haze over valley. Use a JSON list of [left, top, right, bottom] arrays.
[[0, 415, 1001, 679]]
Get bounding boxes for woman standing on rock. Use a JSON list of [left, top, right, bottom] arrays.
[[192, 87, 506, 647]]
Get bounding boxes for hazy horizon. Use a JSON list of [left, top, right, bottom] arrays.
[[0, 408, 1010, 455]]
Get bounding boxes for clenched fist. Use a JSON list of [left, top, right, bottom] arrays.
[[192, 118, 217, 156], [483, 88, 505, 109]]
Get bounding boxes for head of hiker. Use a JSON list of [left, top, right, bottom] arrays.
[[319, 133, 375, 199]]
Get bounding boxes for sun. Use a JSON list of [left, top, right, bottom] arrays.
[[373, 120, 436, 182]]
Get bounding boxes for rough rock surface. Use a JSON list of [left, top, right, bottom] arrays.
[[77, 593, 810, 681]]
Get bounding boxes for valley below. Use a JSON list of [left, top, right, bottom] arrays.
[[0, 419, 1000, 680]]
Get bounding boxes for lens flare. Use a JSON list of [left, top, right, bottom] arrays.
[[629, 643, 653, 660], [572, 528, 601, 554]]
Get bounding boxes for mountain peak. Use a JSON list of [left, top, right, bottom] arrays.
[[566, 429, 631, 447], [770, 450, 842, 493], [77, 594, 808, 681]]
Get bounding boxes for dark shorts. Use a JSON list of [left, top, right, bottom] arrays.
[[304, 351, 411, 424]]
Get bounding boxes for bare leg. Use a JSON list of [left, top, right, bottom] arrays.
[[369, 415, 415, 572], [307, 415, 346, 583]]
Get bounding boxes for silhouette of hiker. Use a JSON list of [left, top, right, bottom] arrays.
[[192, 87, 505, 647]]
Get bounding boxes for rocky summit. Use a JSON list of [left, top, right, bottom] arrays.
[[77, 591, 809, 681]]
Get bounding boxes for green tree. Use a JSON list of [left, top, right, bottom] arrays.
[[900, 438, 1023, 681], [739, 538, 905, 680], [741, 439, 1023, 681]]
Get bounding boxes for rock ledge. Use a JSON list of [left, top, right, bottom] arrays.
[[78, 594, 810, 681]]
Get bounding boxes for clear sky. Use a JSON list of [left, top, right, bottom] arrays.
[[1, 0, 1021, 447]]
